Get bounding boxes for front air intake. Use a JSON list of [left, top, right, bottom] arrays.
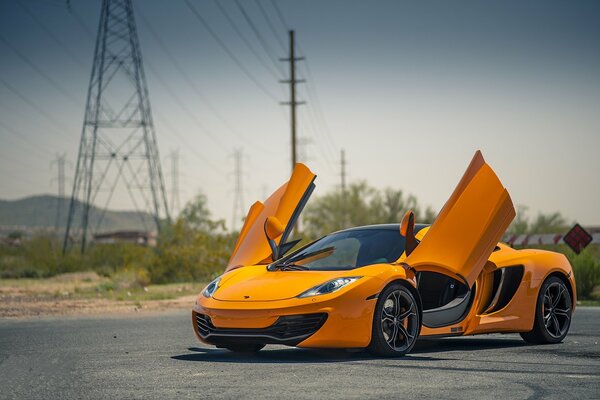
[[194, 312, 327, 346]]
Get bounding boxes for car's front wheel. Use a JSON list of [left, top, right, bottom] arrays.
[[520, 276, 572, 344], [368, 283, 421, 357]]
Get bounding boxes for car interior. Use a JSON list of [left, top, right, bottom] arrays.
[[416, 271, 473, 328]]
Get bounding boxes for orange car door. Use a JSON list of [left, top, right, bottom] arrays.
[[403, 151, 515, 287], [226, 163, 316, 272]]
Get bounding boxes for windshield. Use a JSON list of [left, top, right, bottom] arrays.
[[279, 228, 406, 271]]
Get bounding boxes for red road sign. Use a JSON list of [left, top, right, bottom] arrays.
[[563, 224, 592, 254]]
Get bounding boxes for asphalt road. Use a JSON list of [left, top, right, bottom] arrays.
[[1, 308, 599, 400]]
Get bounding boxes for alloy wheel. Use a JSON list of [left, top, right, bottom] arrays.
[[381, 289, 419, 352], [542, 281, 571, 339]]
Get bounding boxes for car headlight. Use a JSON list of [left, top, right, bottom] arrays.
[[202, 276, 221, 298], [298, 277, 361, 298]]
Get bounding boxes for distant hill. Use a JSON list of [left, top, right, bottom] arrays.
[[0, 195, 156, 232]]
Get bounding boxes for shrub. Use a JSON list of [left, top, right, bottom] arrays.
[[570, 249, 600, 300]]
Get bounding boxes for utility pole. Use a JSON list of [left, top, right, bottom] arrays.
[[51, 153, 67, 230], [340, 149, 346, 193], [280, 30, 305, 172], [63, 0, 170, 254], [169, 149, 181, 216], [231, 148, 245, 231]]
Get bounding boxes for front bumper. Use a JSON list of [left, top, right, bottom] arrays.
[[193, 311, 328, 346]]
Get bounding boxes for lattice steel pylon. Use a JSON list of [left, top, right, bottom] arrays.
[[63, 0, 170, 253]]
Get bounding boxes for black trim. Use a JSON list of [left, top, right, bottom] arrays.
[[484, 265, 524, 314], [366, 293, 379, 300], [195, 312, 327, 347], [278, 180, 316, 258], [420, 332, 464, 339]]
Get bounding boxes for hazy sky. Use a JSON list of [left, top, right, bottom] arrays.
[[1, 0, 599, 228]]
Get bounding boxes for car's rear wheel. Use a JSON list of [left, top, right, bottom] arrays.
[[368, 283, 421, 357], [223, 344, 265, 353], [520, 276, 572, 344]]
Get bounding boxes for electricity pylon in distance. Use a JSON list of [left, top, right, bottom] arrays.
[[63, 0, 170, 253]]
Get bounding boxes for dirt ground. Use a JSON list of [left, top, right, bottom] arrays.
[[0, 272, 200, 319]]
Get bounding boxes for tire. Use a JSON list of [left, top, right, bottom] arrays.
[[223, 344, 265, 353], [368, 283, 421, 357], [520, 276, 572, 344]]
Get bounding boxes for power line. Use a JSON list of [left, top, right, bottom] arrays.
[[0, 76, 72, 137], [0, 118, 50, 158], [185, 0, 279, 101], [152, 107, 226, 176], [67, 4, 95, 40], [144, 61, 228, 152], [270, 0, 289, 31], [233, 0, 285, 76], [299, 57, 338, 154], [267, 1, 339, 156], [17, 0, 88, 70], [138, 9, 272, 154], [0, 32, 81, 107], [213, 0, 281, 79], [254, 0, 286, 52]]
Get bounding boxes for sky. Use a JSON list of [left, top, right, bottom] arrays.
[[0, 0, 599, 230]]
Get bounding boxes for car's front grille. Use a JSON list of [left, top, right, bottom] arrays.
[[194, 312, 327, 346]]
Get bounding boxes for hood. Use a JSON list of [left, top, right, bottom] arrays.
[[214, 266, 346, 302]]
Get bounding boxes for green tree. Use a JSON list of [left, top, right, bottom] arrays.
[[528, 212, 568, 234], [302, 182, 435, 239], [507, 206, 570, 235], [150, 192, 234, 283]]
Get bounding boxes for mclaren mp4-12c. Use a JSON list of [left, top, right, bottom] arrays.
[[192, 151, 575, 356]]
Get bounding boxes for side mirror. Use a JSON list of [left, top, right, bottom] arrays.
[[265, 216, 284, 240], [264, 216, 284, 260], [400, 210, 418, 256]]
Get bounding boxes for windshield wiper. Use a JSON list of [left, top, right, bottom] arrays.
[[268, 262, 310, 271]]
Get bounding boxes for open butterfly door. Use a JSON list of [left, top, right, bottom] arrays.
[[225, 163, 316, 272], [404, 151, 515, 287]]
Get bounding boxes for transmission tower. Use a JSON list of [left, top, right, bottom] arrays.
[[51, 153, 67, 230], [340, 149, 347, 193], [231, 148, 245, 231], [168, 149, 181, 216], [63, 0, 170, 253]]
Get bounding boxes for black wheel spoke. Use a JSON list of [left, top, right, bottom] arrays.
[[551, 314, 560, 335], [552, 285, 564, 308], [392, 292, 401, 317], [398, 303, 415, 320], [554, 308, 570, 318], [387, 323, 398, 346], [383, 307, 395, 319], [397, 323, 414, 341]]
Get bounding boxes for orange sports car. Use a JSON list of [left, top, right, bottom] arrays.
[[192, 151, 575, 356]]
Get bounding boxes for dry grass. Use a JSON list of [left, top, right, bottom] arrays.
[[0, 272, 206, 319]]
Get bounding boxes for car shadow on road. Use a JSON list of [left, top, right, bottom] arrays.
[[171, 336, 526, 364], [171, 346, 438, 363], [412, 336, 527, 354]]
